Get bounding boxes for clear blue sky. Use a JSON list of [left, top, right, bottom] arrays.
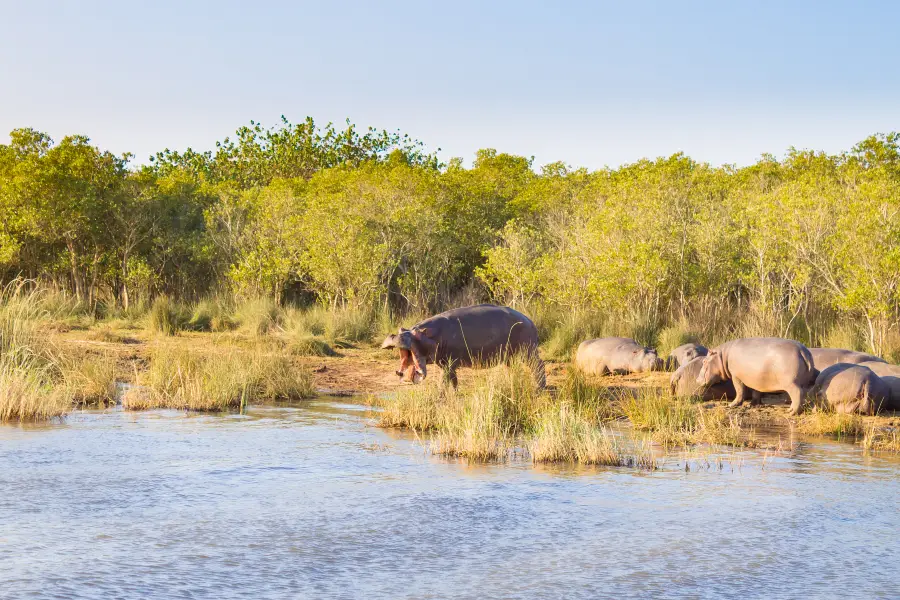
[[1, 0, 898, 169]]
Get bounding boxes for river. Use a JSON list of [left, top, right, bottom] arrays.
[[1, 399, 898, 599]]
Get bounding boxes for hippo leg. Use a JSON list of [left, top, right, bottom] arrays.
[[786, 384, 804, 416], [442, 364, 459, 388], [729, 378, 747, 408], [531, 355, 547, 389], [750, 389, 762, 406]]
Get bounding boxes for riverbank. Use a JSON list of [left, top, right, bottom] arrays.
[[47, 323, 900, 458]]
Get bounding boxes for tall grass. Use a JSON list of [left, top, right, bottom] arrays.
[[235, 297, 283, 336], [147, 296, 187, 336], [131, 345, 314, 411], [0, 282, 75, 420], [528, 406, 655, 468]]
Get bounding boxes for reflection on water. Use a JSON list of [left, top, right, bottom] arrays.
[[1, 399, 898, 599]]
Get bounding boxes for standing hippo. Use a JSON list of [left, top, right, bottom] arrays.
[[670, 356, 735, 401], [380, 304, 544, 387], [574, 337, 663, 375], [807, 348, 885, 370], [667, 343, 708, 370], [857, 361, 900, 411], [696, 338, 817, 415], [811, 363, 891, 415]]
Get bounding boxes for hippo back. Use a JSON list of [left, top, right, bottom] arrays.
[[813, 363, 891, 415], [413, 304, 538, 364], [808, 348, 886, 371]]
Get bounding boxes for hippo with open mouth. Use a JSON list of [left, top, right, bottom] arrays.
[[380, 304, 544, 387]]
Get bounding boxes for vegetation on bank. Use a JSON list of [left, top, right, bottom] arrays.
[[3, 122, 900, 357]]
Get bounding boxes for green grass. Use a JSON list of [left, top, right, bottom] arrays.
[[235, 297, 283, 336]]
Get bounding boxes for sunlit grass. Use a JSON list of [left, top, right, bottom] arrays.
[[796, 405, 866, 438]]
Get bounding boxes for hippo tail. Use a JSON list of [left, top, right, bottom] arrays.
[[802, 350, 819, 384]]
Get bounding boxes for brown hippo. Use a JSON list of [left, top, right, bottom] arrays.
[[811, 363, 891, 415], [808, 348, 885, 370], [670, 356, 735, 401], [857, 361, 900, 411], [574, 337, 663, 375], [667, 343, 708, 370], [696, 337, 817, 415], [380, 304, 544, 387]]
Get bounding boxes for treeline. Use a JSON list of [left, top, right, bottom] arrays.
[[1, 119, 899, 350]]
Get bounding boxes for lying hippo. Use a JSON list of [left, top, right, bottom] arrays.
[[808, 347, 885, 370], [696, 337, 817, 415], [667, 343, 708, 370], [811, 363, 890, 415], [857, 361, 900, 411], [670, 356, 735, 401], [575, 337, 663, 375], [380, 304, 544, 387]]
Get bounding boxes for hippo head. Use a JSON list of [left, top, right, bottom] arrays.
[[697, 352, 725, 386], [633, 348, 663, 373], [380, 327, 438, 384]]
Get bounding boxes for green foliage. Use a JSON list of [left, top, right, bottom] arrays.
[[3, 122, 900, 351]]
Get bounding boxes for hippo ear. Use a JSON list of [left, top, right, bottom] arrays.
[[413, 327, 433, 340], [398, 327, 409, 334], [381, 334, 399, 349]]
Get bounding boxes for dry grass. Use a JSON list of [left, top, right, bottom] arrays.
[[862, 424, 900, 454], [59, 352, 117, 405], [0, 282, 76, 421], [132, 345, 314, 411], [796, 406, 866, 438], [528, 406, 655, 468]]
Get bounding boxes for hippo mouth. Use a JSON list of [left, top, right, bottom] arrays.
[[397, 348, 426, 383]]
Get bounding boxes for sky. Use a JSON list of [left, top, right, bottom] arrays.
[[1, 0, 898, 169]]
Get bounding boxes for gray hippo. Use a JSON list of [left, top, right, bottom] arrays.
[[857, 361, 900, 411], [380, 304, 544, 387], [811, 363, 890, 415], [574, 337, 663, 375], [807, 347, 885, 370], [667, 343, 708, 370], [696, 337, 817, 415], [670, 356, 735, 401]]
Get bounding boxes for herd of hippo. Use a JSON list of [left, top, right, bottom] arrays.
[[381, 304, 900, 415]]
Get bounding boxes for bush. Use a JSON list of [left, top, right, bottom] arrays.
[[147, 296, 188, 336]]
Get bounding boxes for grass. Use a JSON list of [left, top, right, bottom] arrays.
[[0, 282, 76, 421], [657, 320, 702, 357], [862, 424, 900, 454], [235, 297, 283, 336], [131, 345, 314, 411], [59, 352, 117, 405], [796, 406, 866, 438], [556, 368, 618, 423], [620, 387, 759, 448], [147, 296, 187, 336], [539, 312, 607, 361], [288, 333, 337, 357], [528, 406, 655, 468]]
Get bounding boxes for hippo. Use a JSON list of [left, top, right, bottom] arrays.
[[811, 363, 891, 415], [807, 348, 885, 371], [380, 304, 544, 387], [857, 361, 900, 411], [670, 356, 735, 401], [667, 343, 708, 370], [696, 337, 818, 415], [574, 337, 663, 375]]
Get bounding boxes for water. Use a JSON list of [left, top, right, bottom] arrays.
[[1, 400, 898, 599]]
